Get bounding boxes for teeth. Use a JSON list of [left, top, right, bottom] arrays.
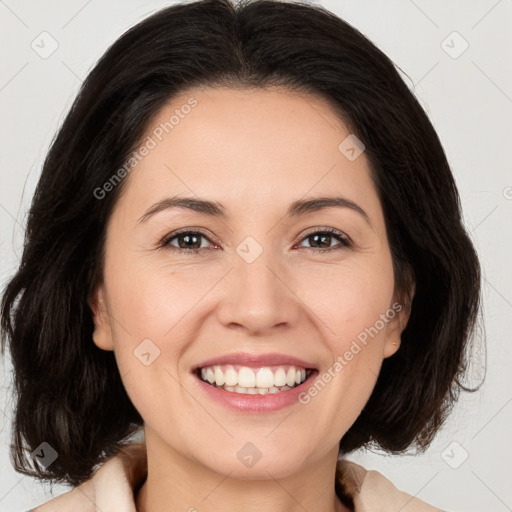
[[224, 367, 238, 386], [286, 367, 296, 387], [220, 384, 293, 394], [198, 364, 310, 393], [205, 367, 215, 385], [238, 367, 256, 387], [255, 367, 274, 388], [274, 367, 287, 387], [214, 366, 225, 386]]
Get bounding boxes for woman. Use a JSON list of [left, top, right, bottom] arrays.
[[1, 0, 480, 510]]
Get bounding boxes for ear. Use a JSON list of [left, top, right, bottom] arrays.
[[88, 283, 115, 351], [383, 283, 415, 358]]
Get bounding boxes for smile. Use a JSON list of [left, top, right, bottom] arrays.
[[197, 364, 313, 395]]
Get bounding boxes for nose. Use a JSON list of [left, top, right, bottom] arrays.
[[215, 246, 301, 335]]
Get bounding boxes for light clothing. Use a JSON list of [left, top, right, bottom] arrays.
[[30, 444, 445, 512]]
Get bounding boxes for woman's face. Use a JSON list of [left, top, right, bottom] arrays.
[[91, 86, 408, 478]]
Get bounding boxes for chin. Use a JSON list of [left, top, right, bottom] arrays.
[[197, 445, 312, 480]]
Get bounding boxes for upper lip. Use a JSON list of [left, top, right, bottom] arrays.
[[192, 352, 318, 371]]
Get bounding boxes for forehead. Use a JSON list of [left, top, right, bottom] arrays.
[[115, 86, 381, 224]]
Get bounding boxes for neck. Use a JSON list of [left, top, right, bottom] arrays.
[[135, 429, 350, 512]]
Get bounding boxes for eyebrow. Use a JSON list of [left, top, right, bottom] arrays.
[[137, 195, 372, 227]]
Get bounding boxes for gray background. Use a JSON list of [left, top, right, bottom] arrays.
[[1, 0, 511, 510]]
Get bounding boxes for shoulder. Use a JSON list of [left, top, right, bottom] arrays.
[[31, 444, 146, 512], [337, 459, 447, 512]]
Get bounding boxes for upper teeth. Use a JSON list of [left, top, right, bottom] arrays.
[[200, 364, 308, 388]]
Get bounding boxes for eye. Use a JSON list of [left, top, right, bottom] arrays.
[[160, 227, 351, 254], [296, 227, 351, 252], [161, 229, 216, 253]]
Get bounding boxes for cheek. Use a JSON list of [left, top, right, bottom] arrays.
[[105, 245, 214, 339], [294, 262, 396, 436], [102, 251, 229, 398], [296, 252, 396, 348], [296, 254, 396, 419], [102, 262, 209, 429]]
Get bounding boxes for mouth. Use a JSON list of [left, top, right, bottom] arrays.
[[194, 364, 316, 395]]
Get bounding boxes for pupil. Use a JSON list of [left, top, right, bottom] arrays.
[[311, 234, 330, 248], [179, 234, 200, 249]]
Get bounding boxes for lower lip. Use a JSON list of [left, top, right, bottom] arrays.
[[193, 371, 318, 413]]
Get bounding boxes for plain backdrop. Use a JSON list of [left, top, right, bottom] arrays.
[[1, 1, 511, 511]]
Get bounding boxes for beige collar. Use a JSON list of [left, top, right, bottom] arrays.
[[33, 443, 442, 512]]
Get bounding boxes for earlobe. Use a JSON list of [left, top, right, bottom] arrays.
[[383, 337, 401, 358], [383, 309, 402, 358], [92, 328, 113, 351], [89, 285, 115, 351], [383, 296, 411, 358]]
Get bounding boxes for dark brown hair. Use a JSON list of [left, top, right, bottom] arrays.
[[1, 0, 481, 493]]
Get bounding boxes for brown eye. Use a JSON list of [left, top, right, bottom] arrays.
[[162, 230, 214, 252], [297, 228, 350, 251]]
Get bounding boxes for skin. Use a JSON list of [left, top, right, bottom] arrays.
[[90, 86, 412, 512]]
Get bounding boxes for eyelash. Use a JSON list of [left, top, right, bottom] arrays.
[[160, 227, 351, 254]]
